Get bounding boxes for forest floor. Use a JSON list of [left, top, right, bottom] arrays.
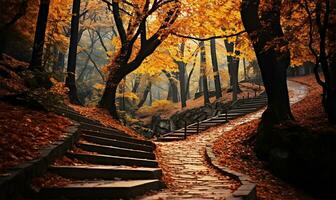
[[0, 101, 72, 173], [212, 74, 333, 200], [0, 55, 74, 174]]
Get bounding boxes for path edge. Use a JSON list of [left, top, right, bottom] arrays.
[[0, 122, 80, 199], [205, 145, 257, 200]]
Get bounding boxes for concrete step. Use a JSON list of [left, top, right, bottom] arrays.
[[79, 122, 129, 138], [49, 165, 162, 180], [77, 142, 155, 160], [81, 134, 154, 152], [37, 179, 163, 199], [67, 153, 158, 168], [81, 129, 154, 148]]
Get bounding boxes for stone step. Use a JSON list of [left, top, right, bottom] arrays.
[[57, 111, 102, 126], [49, 165, 162, 180], [79, 122, 129, 138], [218, 112, 244, 117], [81, 134, 154, 152], [215, 116, 237, 121], [67, 153, 158, 168], [173, 129, 199, 134], [77, 142, 155, 160], [201, 120, 227, 124], [185, 127, 207, 131], [228, 107, 258, 113], [234, 103, 266, 108], [157, 136, 185, 142], [37, 179, 163, 199], [203, 120, 228, 124], [81, 129, 154, 148]]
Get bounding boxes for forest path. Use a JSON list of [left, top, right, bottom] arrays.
[[140, 80, 309, 200]]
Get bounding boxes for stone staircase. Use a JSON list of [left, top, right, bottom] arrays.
[[158, 93, 268, 141], [35, 107, 164, 199]]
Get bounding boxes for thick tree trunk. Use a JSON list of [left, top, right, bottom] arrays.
[[30, 0, 50, 71], [241, 0, 293, 126], [210, 39, 222, 99], [200, 41, 210, 105], [99, 65, 124, 119], [164, 71, 179, 103], [65, 0, 81, 105]]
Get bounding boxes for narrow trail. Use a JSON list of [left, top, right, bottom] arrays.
[[141, 80, 309, 200]]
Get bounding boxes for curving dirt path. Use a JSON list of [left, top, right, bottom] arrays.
[[140, 80, 309, 200]]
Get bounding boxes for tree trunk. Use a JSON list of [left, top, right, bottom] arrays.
[[178, 43, 187, 108], [30, 0, 50, 71], [224, 40, 241, 93], [132, 75, 141, 93], [164, 71, 179, 103], [99, 64, 124, 119], [137, 81, 152, 108], [65, 0, 81, 105], [200, 41, 210, 105], [241, 0, 293, 126], [243, 58, 248, 80], [224, 40, 234, 89], [210, 38, 222, 99]]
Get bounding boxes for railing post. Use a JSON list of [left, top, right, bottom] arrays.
[[197, 120, 200, 134], [225, 110, 228, 121], [184, 120, 187, 139], [247, 92, 250, 99]]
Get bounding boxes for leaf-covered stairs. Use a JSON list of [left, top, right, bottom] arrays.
[[35, 107, 164, 199], [158, 93, 268, 141]]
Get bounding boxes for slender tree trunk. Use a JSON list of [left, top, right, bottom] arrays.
[[210, 38, 222, 99], [149, 86, 153, 106], [30, 0, 50, 71], [241, 0, 293, 126], [200, 41, 210, 105], [65, 0, 81, 104], [137, 81, 152, 108], [224, 40, 234, 89], [132, 75, 141, 93], [177, 43, 187, 108], [243, 58, 248, 80]]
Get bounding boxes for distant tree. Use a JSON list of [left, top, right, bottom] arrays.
[[99, 0, 180, 119], [199, 41, 210, 105], [210, 39, 222, 99]]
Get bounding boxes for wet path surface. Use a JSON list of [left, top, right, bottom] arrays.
[[140, 81, 309, 200]]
